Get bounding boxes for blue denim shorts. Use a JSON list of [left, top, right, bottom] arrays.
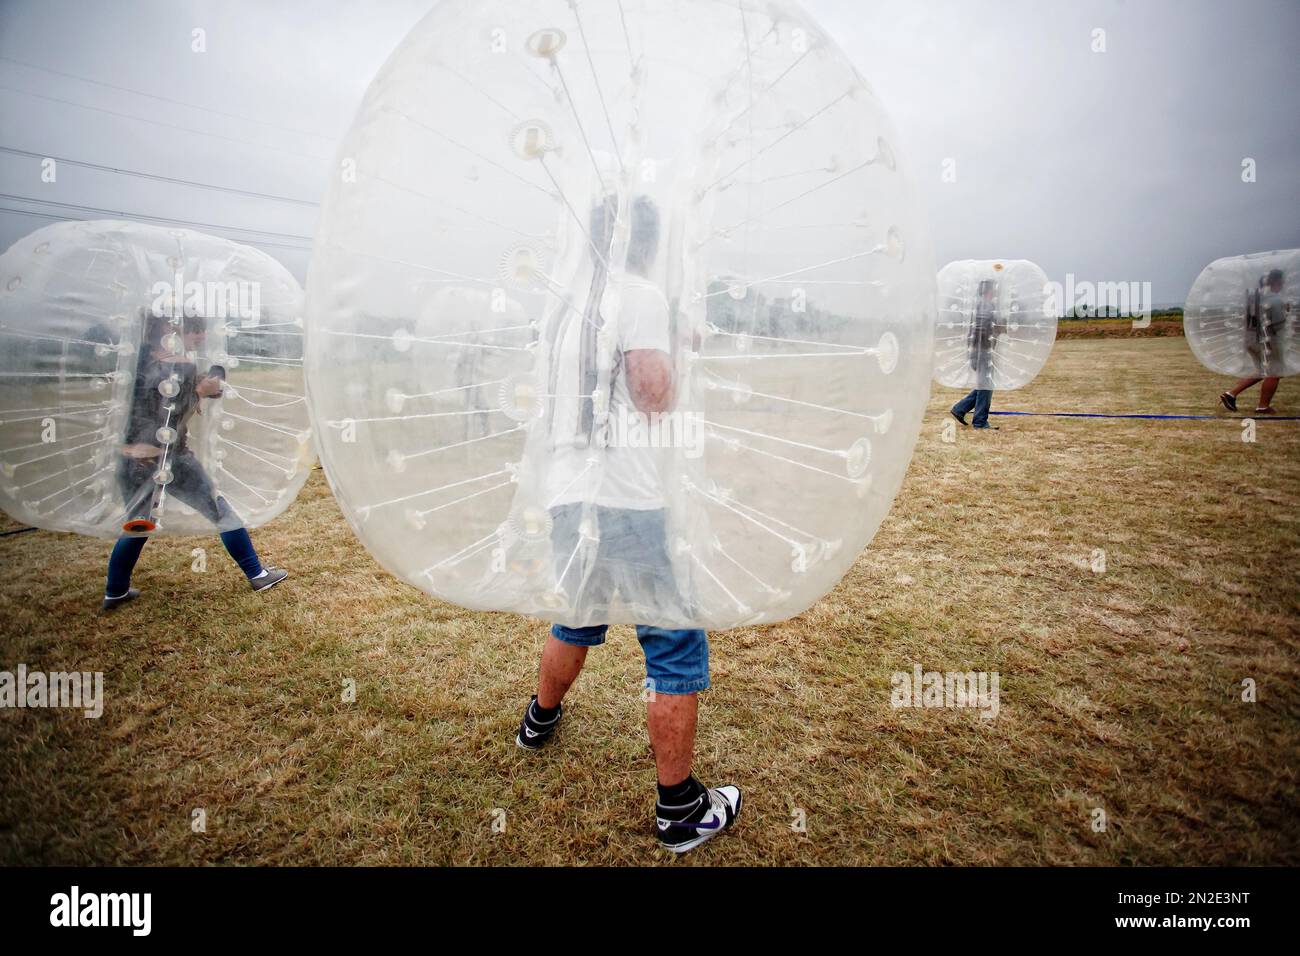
[[547, 503, 707, 694], [551, 623, 709, 695]]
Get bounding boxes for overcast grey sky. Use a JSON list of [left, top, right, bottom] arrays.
[[0, 0, 1296, 305]]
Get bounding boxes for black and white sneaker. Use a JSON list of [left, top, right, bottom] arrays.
[[515, 695, 562, 750], [656, 779, 742, 854]]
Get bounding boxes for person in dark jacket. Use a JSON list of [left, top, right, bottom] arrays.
[[102, 308, 287, 610]]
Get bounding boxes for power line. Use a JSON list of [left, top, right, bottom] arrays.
[[0, 84, 332, 163], [0, 146, 320, 207], [0, 55, 337, 142], [0, 195, 314, 251], [0, 205, 312, 254], [0, 192, 313, 242]]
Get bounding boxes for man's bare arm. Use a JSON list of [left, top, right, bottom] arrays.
[[624, 349, 675, 415]]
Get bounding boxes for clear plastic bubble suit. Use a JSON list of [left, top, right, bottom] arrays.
[[305, 0, 935, 629], [1184, 249, 1300, 378], [0, 220, 312, 538], [933, 260, 1056, 391]]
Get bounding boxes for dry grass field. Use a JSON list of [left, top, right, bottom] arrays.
[[1, 336, 1297, 866]]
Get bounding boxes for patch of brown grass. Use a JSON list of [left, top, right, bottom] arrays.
[[1058, 318, 1184, 338], [1, 338, 1297, 865]]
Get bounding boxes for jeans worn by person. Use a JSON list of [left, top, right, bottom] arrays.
[[119, 450, 244, 533], [952, 388, 993, 428], [106, 450, 264, 598]]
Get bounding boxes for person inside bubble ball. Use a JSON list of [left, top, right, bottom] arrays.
[[101, 305, 288, 610], [515, 192, 742, 854], [950, 278, 1001, 430], [1219, 268, 1288, 415]]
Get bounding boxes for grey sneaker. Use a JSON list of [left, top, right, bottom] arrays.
[[102, 588, 141, 611], [250, 567, 288, 592]]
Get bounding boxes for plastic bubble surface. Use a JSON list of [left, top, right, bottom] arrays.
[[0, 220, 313, 537], [1184, 249, 1300, 378], [933, 259, 1057, 391], [305, 0, 935, 628]]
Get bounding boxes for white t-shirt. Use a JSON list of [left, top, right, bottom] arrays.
[[543, 275, 671, 510]]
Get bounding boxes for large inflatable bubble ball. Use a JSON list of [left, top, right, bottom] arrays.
[[932, 259, 1057, 392], [0, 220, 313, 538], [1184, 249, 1299, 379], [305, 0, 936, 629]]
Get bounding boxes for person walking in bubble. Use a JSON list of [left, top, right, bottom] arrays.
[[102, 307, 288, 610], [950, 278, 1001, 430], [514, 192, 741, 854], [1219, 268, 1288, 415]]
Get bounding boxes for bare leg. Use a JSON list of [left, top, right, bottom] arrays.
[[536, 635, 587, 709], [1229, 377, 1263, 397], [1258, 377, 1280, 409], [647, 692, 697, 786]]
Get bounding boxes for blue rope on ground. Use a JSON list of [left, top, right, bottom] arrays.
[[990, 411, 1300, 421]]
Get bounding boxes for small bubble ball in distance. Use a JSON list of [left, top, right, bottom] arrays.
[[1184, 249, 1300, 379], [933, 259, 1057, 392]]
